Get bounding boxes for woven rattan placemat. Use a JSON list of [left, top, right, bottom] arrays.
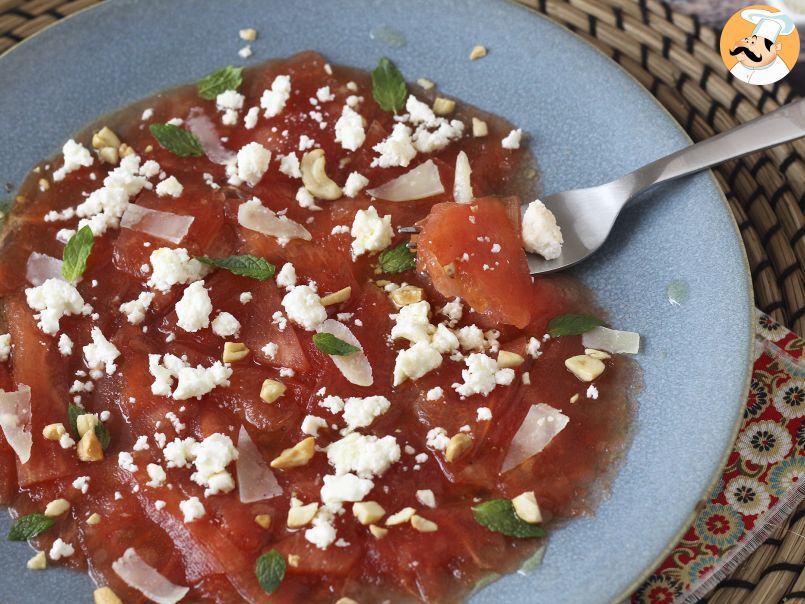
[[2, 0, 804, 601]]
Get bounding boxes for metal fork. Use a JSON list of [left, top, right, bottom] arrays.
[[401, 98, 805, 275]]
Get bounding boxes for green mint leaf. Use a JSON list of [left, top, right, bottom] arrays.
[[378, 240, 416, 274], [149, 123, 203, 157], [198, 66, 243, 100], [372, 57, 408, 113], [471, 499, 545, 539], [61, 225, 94, 282], [67, 403, 83, 439], [255, 550, 286, 594], [547, 314, 605, 337], [196, 255, 275, 280], [313, 333, 360, 356], [7, 514, 55, 541], [94, 421, 111, 450]]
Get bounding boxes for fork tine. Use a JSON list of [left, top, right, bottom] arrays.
[[398, 226, 421, 234]]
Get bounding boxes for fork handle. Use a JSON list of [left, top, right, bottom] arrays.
[[617, 98, 805, 200]]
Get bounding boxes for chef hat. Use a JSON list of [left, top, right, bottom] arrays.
[[741, 8, 795, 43]]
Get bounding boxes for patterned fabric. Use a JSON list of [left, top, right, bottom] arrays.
[[633, 311, 805, 603]]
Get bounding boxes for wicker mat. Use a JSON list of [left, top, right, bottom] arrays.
[[2, 0, 805, 601]]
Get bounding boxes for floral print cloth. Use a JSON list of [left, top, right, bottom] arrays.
[[633, 311, 805, 603]]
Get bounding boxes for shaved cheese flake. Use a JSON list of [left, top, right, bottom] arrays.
[[0, 385, 32, 464], [582, 326, 640, 354], [121, 204, 194, 244], [236, 425, 282, 503], [316, 319, 373, 387], [366, 159, 444, 202], [453, 150, 473, 204], [26, 252, 63, 286], [112, 548, 188, 604], [238, 198, 311, 241], [186, 108, 235, 165], [501, 403, 569, 474]]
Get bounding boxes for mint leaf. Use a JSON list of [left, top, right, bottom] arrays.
[[255, 550, 285, 594], [378, 240, 416, 273], [67, 404, 109, 450], [372, 57, 408, 113], [94, 421, 111, 450], [313, 333, 360, 356], [547, 314, 605, 337], [7, 514, 55, 541], [61, 225, 94, 281], [196, 255, 275, 280], [198, 65, 244, 100], [149, 123, 203, 157], [471, 499, 545, 538]]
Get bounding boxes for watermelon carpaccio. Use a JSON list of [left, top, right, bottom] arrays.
[[0, 51, 636, 603]]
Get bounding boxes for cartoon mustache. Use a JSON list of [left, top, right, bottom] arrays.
[[730, 46, 763, 62]]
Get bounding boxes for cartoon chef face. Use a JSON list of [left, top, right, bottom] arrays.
[[730, 34, 782, 68]]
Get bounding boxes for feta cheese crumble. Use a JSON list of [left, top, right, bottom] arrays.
[[58, 333, 73, 356], [175, 281, 213, 333], [211, 312, 241, 337], [372, 123, 417, 168], [275, 263, 297, 290], [281, 285, 326, 330], [119, 291, 155, 325], [235, 142, 271, 186], [453, 353, 515, 397], [350, 206, 393, 257], [147, 247, 210, 293], [25, 278, 92, 335], [52, 140, 93, 182], [180, 496, 206, 522], [501, 128, 523, 149], [0, 334, 10, 363], [49, 538, 75, 561], [260, 75, 292, 118], [334, 105, 366, 151], [148, 354, 233, 401], [278, 152, 302, 179], [164, 433, 238, 497], [342, 396, 391, 432], [343, 172, 369, 198], [522, 199, 563, 260], [327, 433, 401, 478], [155, 175, 184, 198], [83, 327, 121, 377]]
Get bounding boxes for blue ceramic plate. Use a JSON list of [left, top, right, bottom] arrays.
[[0, 0, 753, 602]]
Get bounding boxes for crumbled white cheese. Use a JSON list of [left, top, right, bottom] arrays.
[[406, 96, 438, 126], [431, 323, 459, 354], [146, 463, 167, 488], [58, 333, 73, 356], [25, 278, 91, 335], [83, 327, 121, 376], [238, 45, 252, 59], [320, 473, 374, 506], [334, 105, 366, 151], [59, 433, 75, 449], [139, 160, 161, 178], [216, 90, 245, 126], [148, 354, 232, 400], [239, 292, 253, 304], [316, 86, 335, 102], [456, 325, 486, 351], [412, 119, 464, 154], [0, 334, 10, 363], [305, 511, 338, 549], [261, 342, 278, 359], [175, 281, 213, 333], [278, 152, 301, 179], [393, 341, 443, 386], [587, 384, 599, 399], [296, 186, 321, 210], [327, 432, 400, 478], [522, 199, 563, 260], [426, 427, 450, 452], [118, 451, 138, 472], [301, 415, 328, 437], [165, 433, 238, 497], [501, 128, 523, 149], [351, 206, 393, 257], [243, 106, 259, 129], [155, 175, 184, 198], [211, 312, 240, 337], [180, 496, 206, 522], [372, 123, 417, 168], [133, 435, 150, 452], [119, 291, 155, 325], [453, 353, 515, 397], [281, 285, 326, 330], [275, 263, 297, 290], [526, 337, 541, 359], [343, 172, 369, 198], [72, 475, 90, 494], [141, 108, 154, 121], [48, 538, 75, 560], [260, 74, 292, 117], [440, 298, 463, 323], [147, 247, 210, 293], [391, 301, 432, 344], [425, 387, 443, 401], [235, 142, 271, 187], [342, 396, 391, 432], [320, 395, 345, 414], [476, 407, 493, 421], [52, 140, 93, 182]]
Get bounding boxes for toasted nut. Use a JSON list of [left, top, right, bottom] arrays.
[[144, 144, 154, 154], [445, 433, 472, 462], [585, 348, 611, 360], [76, 413, 99, 438], [26, 551, 46, 570], [223, 342, 250, 363], [320, 286, 352, 306], [301, 149, 342, 200], [118, 143, 135, 158], [42, 423, 66, 441], [472, 118, 488, 138], [287, 554, 301, 567], [443, 263, 456, 277], [97, 146, 120, 166], [260, 379, 286, 404], [417, 77, 435, 90], [254, 514, 272, 529], [239, 28, 257, 41], [92, 127, 121, 150], [336, 598, 359, 604], [94, 587, 123, 604], [570, 393, 579, 404], [38, 178, 50, 192], [432, 97, 456, 116], [497, 350, 525, 369], [512, 491, 542, 524], [44, 498, 70, 517], [287, 502, 318, 528], [369, 524, 388, 539], [410, 514, 439, 533], [469, 45, 488, 60], [385, 507, 416, 526], [77, 428, 104, 462], [352, 501, 385, 525], [86, 513, 101, 525], [565, 355, 605, 382], [389, 285, 424, 308], [270, 437, 315, 469]]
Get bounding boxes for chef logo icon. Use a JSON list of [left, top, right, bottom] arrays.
[[719, 5, 799, 86]]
